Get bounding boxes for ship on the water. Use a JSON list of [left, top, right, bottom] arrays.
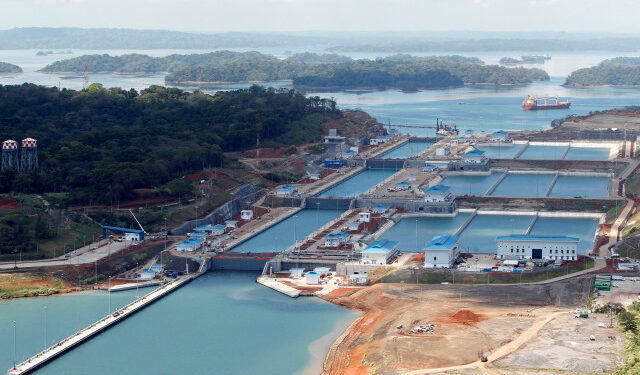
[[522, 95, 571, 111]]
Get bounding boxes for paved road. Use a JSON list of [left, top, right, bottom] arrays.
[[0, 240, 131, 270]]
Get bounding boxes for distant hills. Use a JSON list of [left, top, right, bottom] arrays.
[[0, 62, 21, 73], [3, 28, 640, 52], [564, 57, 640, 87]]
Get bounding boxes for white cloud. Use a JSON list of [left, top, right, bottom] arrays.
[[473, 0, 490, 7]]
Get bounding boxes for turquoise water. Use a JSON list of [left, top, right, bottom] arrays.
[[564, 147, 611, 160], [0, 290, 138, 369], [441, 173, 502, 195], [491, 174, 555, 197], [458, 214, 534, 253], [476, 144, 525, 159], [549, 176, 610, 198], [380, 141, 434, 159], [518, 145, 568, 160], [529, 217, 600, 254], [380, 213, 471, 252], [319, 169, 397, 198], [231, 209, 343, 253], [24, 272, 357, 375]]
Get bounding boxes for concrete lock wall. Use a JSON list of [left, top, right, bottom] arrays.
[[172, 184, 266, 235], [305, 197, 353, 210], [366, 159, 405, 170], [355, 198, 457, 213]]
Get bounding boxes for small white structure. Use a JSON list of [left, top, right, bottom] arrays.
[[407, 174, 417, 182], [343, 150, 357, 159], [346, 222, 360, 231], [314, 267, 331, 276], [241, 210, 254, 220], [175, 238, 205, 252], [289, 268, 305, 278], [457, 137, 468, 144], [350, 274, 370, 285], [618, 262, 639, 271], [359, 212, 371, 223], [325, 232, 351, 247], [491, 130, 509, 142], [370, 134, 393, 146], [450, 139, 459, 147], [276, 184, 298, 196], [496, 235, 579, 261], [423, 163, 438, 172], [424, 234, 460, 268], [210, 224, 226, 236], [140, 270, 156, 280], [424, 184, 452, 203], [305, 271, 321, 284], [308, 173, 320, 181], [349, 146, 359, 154], [194, 224, 225, 235], [361, 238, 399, 265], [372, 204, 389, 214], [225, 220, 238, 229], [394, 181, 412, 191], [124, 232, 142, 241], [464, 148, 486, 163], [435, 147, 451, 156], [150, 264, 165, 273]]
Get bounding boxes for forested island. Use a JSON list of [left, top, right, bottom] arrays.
[[564, 57, 640, 87], [40, 51, 547, 89], [0, 83, 339, 205], [0, 62, 22, 73], [499, 56, 547, 65]]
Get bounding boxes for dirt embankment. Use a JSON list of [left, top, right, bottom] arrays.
[[321, 279, 592, 375]]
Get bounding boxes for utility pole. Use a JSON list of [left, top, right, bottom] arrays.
[[13, 320, 17, 371], [43, 306, 47, 350]]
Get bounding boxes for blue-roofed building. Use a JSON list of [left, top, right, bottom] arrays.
[[193, 224, 225, 235], [464, 148, 486, 163], [276, 184, 298, 196], [225, 220, 238, 229], [140, 270, 157, 280], [496, 235, 579, 261], [423, 234, 460, 268], [491, 130, 509, 142], [372, 204, 389, 214], [361, 238, 399, 265], [188, 230, 207, 238], [423, 163, 438, 172], [175, 237, 205, 252], [306, 271, 321, 284], [325, 232, 351, 247], [424, 184, 452, 203], [343, 150, 357, 159], [150, 264, 165, 273], [102, 226, 145, 241]]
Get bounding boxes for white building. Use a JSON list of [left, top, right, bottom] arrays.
[[140, 270, 156, 280], [372, 204, 389, 214], [324, 232, 351, 247], [435, 147, 451, 156], [423, 163, 438, 172], [464, 149, 486, 163], [175, 238, 205, 252], [361, 238, 399, 265], [424, 184, 452, 203], [276, 184, 298, 196], [346, 222, 360, 231], [124, 232, 142, 241], [496, 235, 580, 261], [305, 271, 321, 284], [289, 268, 305, 278], [359, 212, 371, 223], [241, 210, 254, 220], [225, 220, 238, 229], [349, 274, 369, 285], [370, 134, 393, 146], [491, 130, 509, 142], [423, 234, 460, 268]]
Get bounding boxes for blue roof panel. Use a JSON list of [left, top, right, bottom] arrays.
[[424, 234, 459, 250]]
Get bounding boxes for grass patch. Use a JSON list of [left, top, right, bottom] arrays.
[[37, 217, 101, 258], [167, 188, 232, 228], [0, 273, 69, 299]]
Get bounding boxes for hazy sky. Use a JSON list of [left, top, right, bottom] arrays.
[[2, 0, 639, 33]]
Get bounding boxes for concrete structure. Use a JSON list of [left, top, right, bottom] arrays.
[[393, 181, 412, 191], [370, 134, 392, 146], [324, 232, 351, 247], [361, 238, 399, 265], [423, 234, 460, 268], [289, 268, 305, 278], [277, 184, 298, 196], [423, 163, 438, 172], [324, 129, 346, 145], [175, 238, 205, 252], [618, 262, 639, 271], [349, 274, 370, 285], [346, 222, 360, 231], [496, 235, 579, 261], [464, 148, 487, 163], [435, 147, 451, 156], [372, 204, 389, 214], [241, 210, 254, 220], [308, 173, 320, 180], [424, 184, 452, 203], [359, 212, 371, 223], [305, 271, 321, 284], [492, 130, 509, 142], [225, 220, 238, 229], [313, 267, 331, 276], [343, 150, 357, 159]]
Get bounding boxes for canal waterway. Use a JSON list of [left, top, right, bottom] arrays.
[[441, 172, 502, 195], [231, 209, 343, 253], [379, 141, 435, 159], [0, 273, 357, 375], [318, 169, 397, 198]]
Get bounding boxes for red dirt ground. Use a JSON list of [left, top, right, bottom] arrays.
[[0, 197, 20, 210]]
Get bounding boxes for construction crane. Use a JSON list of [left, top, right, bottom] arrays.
[[129, 209, 146, 234]]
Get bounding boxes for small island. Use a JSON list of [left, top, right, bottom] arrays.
[[499, 55, 549, 65], [0, 61, 22, 73], [564, 57, 640, 87]]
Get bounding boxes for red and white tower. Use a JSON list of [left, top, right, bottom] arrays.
[[20, 137, 38, 173], [1, 140, 19, 171]]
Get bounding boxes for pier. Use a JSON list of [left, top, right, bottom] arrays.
[[7, 271, 204, 375]]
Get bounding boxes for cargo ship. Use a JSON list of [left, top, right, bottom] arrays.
[[522, 95, 571, 111]]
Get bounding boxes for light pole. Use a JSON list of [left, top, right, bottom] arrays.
[[43, 306, 47, 350], [108, 276, 111, 314], [13, 320, 17, 370]]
